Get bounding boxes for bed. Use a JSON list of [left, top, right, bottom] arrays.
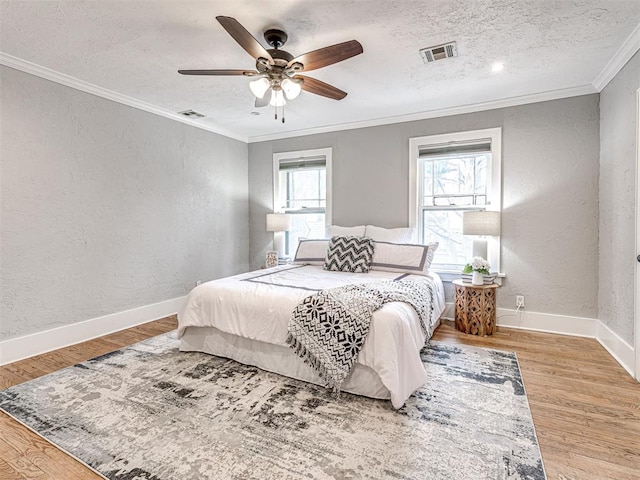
[[178, 260, 445, 409]]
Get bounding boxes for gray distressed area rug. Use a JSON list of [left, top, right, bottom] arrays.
[[0, 334, 546, 480]]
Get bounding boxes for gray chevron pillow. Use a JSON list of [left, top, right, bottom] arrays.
[[324, 235, 375, 273]]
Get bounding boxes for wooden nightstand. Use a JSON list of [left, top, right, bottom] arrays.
[[453, 279, 498, 336]]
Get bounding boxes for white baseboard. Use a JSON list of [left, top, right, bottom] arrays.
[[0, 296, 185, 366], [441, 303, 596, 336], [596, 321, 635, 377], [495, 308, 597, 337], [442, 302, 636, 378], [3, 299, 636, 380]]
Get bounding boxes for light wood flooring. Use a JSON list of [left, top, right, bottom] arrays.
[[0, 316, 638, 480]]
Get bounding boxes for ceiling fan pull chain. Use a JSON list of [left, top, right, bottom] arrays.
[[282, 104, 285, 123], [274, 103, 278, 120]]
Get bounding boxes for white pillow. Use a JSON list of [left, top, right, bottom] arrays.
[[370, 241, 438, 276], [292, 239, 330, 265], [325, 225, 366, 238], [365, 225, 415, 243]]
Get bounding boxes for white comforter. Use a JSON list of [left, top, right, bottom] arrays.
[[177, 264, 445, 408]]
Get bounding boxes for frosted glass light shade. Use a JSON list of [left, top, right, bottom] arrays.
[[462, 211, 501, 236], [269, 89, 286, 107], [249, 77, 270, 98], [266, 213, 292, 232], [282, 78, 301, 100]]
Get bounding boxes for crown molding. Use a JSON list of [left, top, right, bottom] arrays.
[[1, 52, 600, 145], [593, 23, 640, 91], [0, 52, 248, 143], [247, 84, 597, 143]]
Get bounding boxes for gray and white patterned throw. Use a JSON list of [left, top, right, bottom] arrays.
[[324, 235, 375, 272], [287, 280, 435, 392]]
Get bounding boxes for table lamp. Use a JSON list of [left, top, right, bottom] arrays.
[[462, 211, 501, 260]]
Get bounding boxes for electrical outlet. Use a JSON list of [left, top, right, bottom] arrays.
[[516, 295, 525, 308]]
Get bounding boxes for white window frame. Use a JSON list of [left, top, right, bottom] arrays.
[[409, 128, 502, 280], [273, 148, 333, 253]]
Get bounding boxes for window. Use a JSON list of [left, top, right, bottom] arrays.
[[409, 128, 501, 273], [273, 148, 332, 256]]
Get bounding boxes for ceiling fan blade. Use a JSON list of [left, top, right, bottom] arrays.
[[216, 16, 274, 65], [255, 89, 271, 108], [289, 40, 363, 72], [297, 75, 347, 100], [178, 69, 258, 76]]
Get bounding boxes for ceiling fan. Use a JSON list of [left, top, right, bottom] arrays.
[[178, 16, 363, 122]]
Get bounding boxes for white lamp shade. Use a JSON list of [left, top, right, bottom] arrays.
[[266, 213, 292, 232], [282, 78, 301, 100], [269, 89, 286, 107], [249, 77, 270, 98], [462, 211, 501, 236]]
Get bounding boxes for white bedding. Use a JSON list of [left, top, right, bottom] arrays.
[[177, 264, 445, 408]]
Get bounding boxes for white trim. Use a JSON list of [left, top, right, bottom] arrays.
[[443, 302, 598, 338], [636, 88, 640, 381], [441, 303, 636, 377], [597, 321, 636, 378], [248, 85, 595, 143], [272, 148, 332, 255], [272, 147, 333, 223], [409, 127, 502, 272], [495, 308, 596, 337], [0, 296, 184, 366], [442, 304, 596, 337], [593, 23, 640, 91], [0, 53, 247, 143], [1, 52, 598, 146]]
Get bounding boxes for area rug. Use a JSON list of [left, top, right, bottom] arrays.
[[0, 334, 546, 480]]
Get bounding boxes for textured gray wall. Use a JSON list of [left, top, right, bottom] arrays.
[[249, 95, 600, 318], [0, 66, 249, 341], [599, 51, 639, 345]]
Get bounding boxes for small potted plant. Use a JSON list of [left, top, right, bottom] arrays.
[[462, 257, 491, 285]]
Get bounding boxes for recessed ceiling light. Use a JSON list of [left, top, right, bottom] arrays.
[[491, 62, 505, 73]]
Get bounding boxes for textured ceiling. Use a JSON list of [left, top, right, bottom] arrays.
[[1, 1, 639, 141]]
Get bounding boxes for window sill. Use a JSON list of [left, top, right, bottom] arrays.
[[434, 270, 505, 286]]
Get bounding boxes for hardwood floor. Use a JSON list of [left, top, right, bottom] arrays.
[[0, 316, 638, 479]]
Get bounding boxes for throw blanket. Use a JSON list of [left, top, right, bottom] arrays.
[[287, 280, 434, 392]]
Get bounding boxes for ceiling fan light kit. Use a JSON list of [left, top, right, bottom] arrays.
[[249, 77, 270, 98], [178, 16, 363, 123]]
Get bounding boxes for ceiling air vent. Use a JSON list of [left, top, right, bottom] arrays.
[[178, 109, 205, 118], [420, 42, 458, 64]]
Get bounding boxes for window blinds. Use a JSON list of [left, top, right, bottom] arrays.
[[418, 140, 491, 158], [278, 156, 326, 171]]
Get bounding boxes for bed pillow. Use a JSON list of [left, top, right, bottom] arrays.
[[292, 239, 330, 265], [324, 236, 375, 273], [370, 241, 438, 276], [325, 224, 366, 238], [365, 225, 416, 243]]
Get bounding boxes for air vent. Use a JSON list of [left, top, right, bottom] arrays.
[[420, 42, 458, 63], [178, 109, 205, 118]]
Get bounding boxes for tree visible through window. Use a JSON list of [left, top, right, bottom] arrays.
[[410, 128, 502, 273], [420, 151, 489, 270], [274, 148, 332, 257]]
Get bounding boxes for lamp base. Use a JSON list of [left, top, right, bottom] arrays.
[[273, 232, 286, 259], [472, 238, 488, 260]]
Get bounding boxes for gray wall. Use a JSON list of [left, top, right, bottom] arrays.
[[249, 95, 601, 317], [0, 66, 249, 341], [599, 51, 639, 346]]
